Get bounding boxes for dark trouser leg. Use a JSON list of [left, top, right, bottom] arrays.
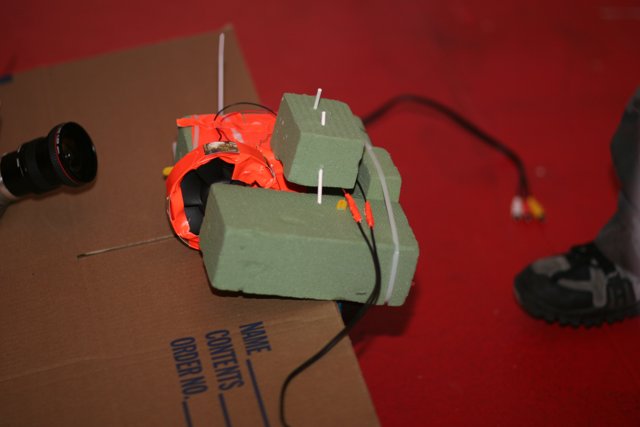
[[595, 88, 640, 277]]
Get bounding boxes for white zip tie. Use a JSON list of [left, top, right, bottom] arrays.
[[193, 117, 200, 149], [317, 168, 323, 204], [313, 88, 322, 110], [364, 140, 400, 304], [217, 32, 225, 113]]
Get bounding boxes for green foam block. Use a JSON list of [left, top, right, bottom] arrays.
[[270, 93, 366, 188], [354, 146, 402, 202], [199, 184, 419, 306]]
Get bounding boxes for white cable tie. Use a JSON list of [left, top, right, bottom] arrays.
[[194, 122, 200, 150], [317, 168, 323, 204], [364, 140, 400, 304], [321, 111, 326, 126], [217, 32, 225, 113], [313, 88, 322, 110]]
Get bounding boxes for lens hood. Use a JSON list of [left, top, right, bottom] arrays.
[[0, 122, 97, 198], [48, 122, 97, 186]]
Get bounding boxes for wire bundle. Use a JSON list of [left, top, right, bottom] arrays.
[[510, 194, 545, 221]]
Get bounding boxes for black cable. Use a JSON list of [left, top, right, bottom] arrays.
[[213, 101, 276, 121], [213, 101, 277, 141], [279, 213, 381, 427], [361, 94, 530, 197], [231, 93, 533, 425]]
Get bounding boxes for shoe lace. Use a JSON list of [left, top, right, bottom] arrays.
[[565, 243, 616, 275]]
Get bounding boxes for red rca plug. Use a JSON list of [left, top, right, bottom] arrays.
[[344, 193, 362, 223], [364, 201, 375, 229]]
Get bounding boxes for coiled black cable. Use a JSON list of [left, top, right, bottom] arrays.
[[362, 94, 530, 197]]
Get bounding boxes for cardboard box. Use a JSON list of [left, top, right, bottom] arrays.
[[0, 27, 379, 426]]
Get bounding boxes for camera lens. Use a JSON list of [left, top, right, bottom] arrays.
[[0, 122, 97, 198]]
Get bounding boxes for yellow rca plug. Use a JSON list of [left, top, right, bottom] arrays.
[[162, 166, 174, 178], [526, 196, 545, 221]]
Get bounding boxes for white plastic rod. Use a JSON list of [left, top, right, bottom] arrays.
[[217, 32, 225, 112], [321, 111, 326, 126], [317, 168, 323, 204], [313, 88, 322, 110]]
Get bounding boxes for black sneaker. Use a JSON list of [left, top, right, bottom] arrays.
[[514, 243, 640, 327]]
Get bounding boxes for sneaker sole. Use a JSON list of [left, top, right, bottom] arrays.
[[514, 268, 640, 327]]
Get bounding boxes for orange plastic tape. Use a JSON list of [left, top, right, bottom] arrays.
[[167, 112, 293, 249]]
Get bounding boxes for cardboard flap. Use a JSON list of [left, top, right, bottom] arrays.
[[0, 29, 378, 426]]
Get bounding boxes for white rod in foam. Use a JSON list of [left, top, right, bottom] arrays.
[[313, 88, 322, 110], [317, 168, 323, 204], [217, 32, 225, 112], [321, 111, 326, 126]]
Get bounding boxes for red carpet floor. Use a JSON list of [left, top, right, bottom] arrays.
[[3, 1, 640, 425]]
